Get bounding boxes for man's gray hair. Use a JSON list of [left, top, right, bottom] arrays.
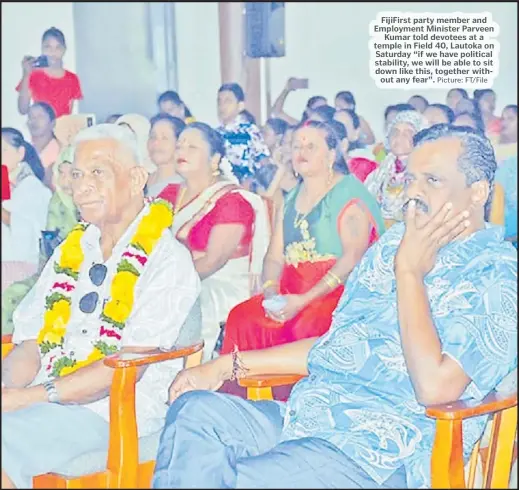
[[413, 124, 497, 214], [73, 123, 155, 173], [413, 124, 497, 188]]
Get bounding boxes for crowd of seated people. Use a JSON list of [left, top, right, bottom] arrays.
[[1, 30, 518, 487]]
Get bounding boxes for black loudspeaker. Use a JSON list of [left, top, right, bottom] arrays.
[[245, 2, 285, 58]]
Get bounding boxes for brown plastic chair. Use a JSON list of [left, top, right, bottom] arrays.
[[239, 374, 517, 488]]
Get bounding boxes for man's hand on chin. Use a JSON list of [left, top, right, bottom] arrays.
[[1, 384, 47, 413]]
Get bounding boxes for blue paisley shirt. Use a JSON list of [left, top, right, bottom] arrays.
[[217, 114, 270, 182], [281, 222, 517, 488]]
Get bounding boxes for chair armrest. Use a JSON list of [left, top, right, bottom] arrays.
[[426, 390, 518, 420], [102, 340, 203, 487], [238, 374, 305, 388], [103, 341, 204, 369], [2, 334, 13, 344]]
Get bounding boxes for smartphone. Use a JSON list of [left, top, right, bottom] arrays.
[[292, 78, 309, 90], [1, 165, 11, 201], [32, 55, 49, 68]]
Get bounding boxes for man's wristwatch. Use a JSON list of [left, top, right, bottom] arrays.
[[43, 380, 60, 403]]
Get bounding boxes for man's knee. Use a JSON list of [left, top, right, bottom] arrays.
[[166, 390, 231, 426]]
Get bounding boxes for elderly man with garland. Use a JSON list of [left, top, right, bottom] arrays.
[[1, 124, 201, 488]]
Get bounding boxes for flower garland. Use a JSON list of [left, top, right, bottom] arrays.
[[36, 199, 174, 378]]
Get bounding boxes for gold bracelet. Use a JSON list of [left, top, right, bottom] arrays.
[[327, 271, 342, 284], [324, 272, 341, 289], [262, 279, 278, 291], [324, 276, 337, 289]]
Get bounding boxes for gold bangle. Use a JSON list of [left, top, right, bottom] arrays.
[[262, 279, 278, 291], [327, 271, 342, 284], [324, 276, 337, 289], [324, 272, 341, 288]]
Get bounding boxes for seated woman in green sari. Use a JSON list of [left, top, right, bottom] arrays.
[[2, 146, 78, 334], [221, 121, 385, 355]]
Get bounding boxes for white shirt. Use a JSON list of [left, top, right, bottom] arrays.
[[13, 203, 201, 436], [2, 174, 51, 264]]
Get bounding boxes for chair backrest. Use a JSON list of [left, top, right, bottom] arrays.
[[465, 373, 517, 489], [465, 403, 517, 488]]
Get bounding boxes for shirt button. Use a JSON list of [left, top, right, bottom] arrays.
[[82, 329, 88, 334], [289, 410, 296, 416], [310, 374, 316, 381], [70, 351, 75, 356]]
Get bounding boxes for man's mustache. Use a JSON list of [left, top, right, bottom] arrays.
[[403, 198, 429, 214]]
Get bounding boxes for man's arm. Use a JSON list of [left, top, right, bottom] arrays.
[[2, 340, 41, 388], [19, 346, 155, 406], [396, 271, 471, 406], [214, 337, 316, 380]]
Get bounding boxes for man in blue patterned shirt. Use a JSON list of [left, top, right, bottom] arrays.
[[153, 125, 517, 489]]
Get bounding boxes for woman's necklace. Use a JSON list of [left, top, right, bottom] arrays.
[[293, 180, 333, 229]]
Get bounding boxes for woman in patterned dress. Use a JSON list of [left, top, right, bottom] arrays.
[[365, 110, 427, 228]]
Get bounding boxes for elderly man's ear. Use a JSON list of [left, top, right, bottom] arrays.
[[129, 166, 149, 195]]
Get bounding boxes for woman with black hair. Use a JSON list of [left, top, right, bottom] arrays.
[[474, 88, 501, 137], [221, 121, 384, 362], [157, 90, 196, 124], [146, 113, 186, 197], [27, 101, 61, 186], [158, 122, 271, 360], [446, 87, 468, 111], [17, 27, 83, 117], [334, 90, 376, 144], [307, 104, 336, 123], [1, 128, 51, 290], [216, 83, 271, 185]]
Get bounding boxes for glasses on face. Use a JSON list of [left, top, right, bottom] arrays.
[[79, 264, 108, 314]]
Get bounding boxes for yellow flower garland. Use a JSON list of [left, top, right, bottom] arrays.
[[37, 200, 174, 377]]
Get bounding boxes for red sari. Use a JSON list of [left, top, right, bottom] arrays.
[[221, 175, 384, 356]]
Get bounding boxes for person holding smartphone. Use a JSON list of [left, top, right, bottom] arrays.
[[16, 27, 83, 118]]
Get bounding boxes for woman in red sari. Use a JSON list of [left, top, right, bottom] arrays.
[[158, 122, 271, 361], [221, 121, 385, 355]]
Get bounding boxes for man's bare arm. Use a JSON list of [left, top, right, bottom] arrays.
[[214, 337, 316, 380], [396, 271, 470, 406], [18, 346, 155, 406], [2, 340, 41, 388]]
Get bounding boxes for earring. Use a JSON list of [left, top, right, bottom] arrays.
[[212, 166, 221, 177], [327, 165, 334, 186]]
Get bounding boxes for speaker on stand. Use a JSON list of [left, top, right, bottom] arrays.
[[245, 2, 285, 119]]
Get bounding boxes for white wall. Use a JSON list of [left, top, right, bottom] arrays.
[[1, 2, 76, 137], [3, 2, 515, 140], [267, 2, 517, 139], [174, 2, 221, 127]]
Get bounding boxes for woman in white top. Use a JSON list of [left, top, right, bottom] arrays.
[[2, 128, 51, 291]]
